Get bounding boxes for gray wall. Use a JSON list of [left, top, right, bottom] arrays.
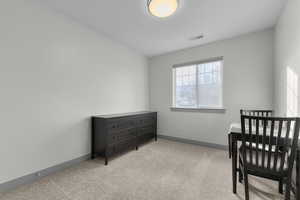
[[274, 0, 300, 116], [149, 29, 274, 145], [0, 0, 149, 184]]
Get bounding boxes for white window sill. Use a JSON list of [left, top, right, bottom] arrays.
[[170, 107, 226, 113]]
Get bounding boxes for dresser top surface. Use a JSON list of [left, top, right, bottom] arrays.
[[93, 111, 157, 119]]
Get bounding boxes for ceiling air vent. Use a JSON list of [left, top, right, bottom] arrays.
[[189, 35, 204, 41]]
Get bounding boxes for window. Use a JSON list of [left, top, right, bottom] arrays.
[[172, 58, 223, 109]]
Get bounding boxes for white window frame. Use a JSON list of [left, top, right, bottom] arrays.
[[172, 57, 224, 111]]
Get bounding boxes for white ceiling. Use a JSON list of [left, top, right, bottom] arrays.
[[38, 0, 286, 57]]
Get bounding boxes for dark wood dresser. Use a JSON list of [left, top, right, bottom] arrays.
[[91, 111, 157, 165]]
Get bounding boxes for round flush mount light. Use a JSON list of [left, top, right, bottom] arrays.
[[148, 0, 179, 18]]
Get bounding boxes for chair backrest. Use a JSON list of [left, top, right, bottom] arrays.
[[240, 109, 273, 117], [240, 115, 300, 174]]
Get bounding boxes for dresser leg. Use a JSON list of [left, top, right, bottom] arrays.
[[104, 150, 108, 165], [136, 146, 139, 150]]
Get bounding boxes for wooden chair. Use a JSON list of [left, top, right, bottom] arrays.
[[228, 110, 273, 158], [239, 115, 300, 200]]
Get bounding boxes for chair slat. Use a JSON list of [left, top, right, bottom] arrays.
[[273, 120, 283, 171], [255, 118, 259, 167], [262, 119, 267, 168], [280, 120, 291, 172], [248, 118, 253, 165], [267, 119, 275, 169]]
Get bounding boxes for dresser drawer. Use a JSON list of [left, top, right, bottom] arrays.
[[107, 140, 136, 156], [136, 116, 155, 127], [139, 132, 155, 144], [139, 125, 155, 135], [106, 146, 115, 157], [114, 140, 136, 154], [107, 118, 135, 131], [107, 128, 137, 144]]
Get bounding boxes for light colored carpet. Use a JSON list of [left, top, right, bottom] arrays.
[[0, 139, 288, 200]]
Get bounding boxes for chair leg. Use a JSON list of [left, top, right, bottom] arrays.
[[232, 139, 237, 194], [239, 169, 243, 183], [279, 179, 283, 194], [285, 177, 291, 200], [239, 157, 243, 183], [244, 171, 250, 200]]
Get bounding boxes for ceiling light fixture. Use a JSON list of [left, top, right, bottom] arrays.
[[148, 0, 179, 18]]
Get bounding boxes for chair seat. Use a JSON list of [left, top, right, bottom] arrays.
[[239, 145, 288, 172]]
